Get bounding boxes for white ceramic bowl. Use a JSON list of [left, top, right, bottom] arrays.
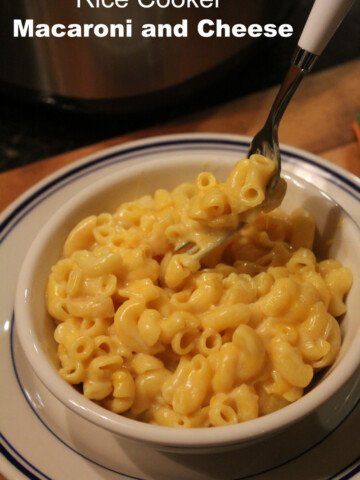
[[15, 148, 360, 454]]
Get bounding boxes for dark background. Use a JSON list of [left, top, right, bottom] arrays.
[[1, 0, 359, 173]]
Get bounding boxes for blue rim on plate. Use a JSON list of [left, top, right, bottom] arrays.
[[1, 135, 359, 480]]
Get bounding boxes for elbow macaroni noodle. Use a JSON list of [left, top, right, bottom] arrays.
[[47, 155, 352, 427]]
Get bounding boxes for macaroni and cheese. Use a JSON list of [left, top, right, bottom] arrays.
[[47, 155, 352, 427]]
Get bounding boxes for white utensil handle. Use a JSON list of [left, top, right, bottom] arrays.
[[298, 0, 355, 56]]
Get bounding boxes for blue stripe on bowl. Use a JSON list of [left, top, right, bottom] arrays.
[[9, 311, 360, 479], [2, 136, 360, 480], [1, 137, 359, 244], [331, 457, 360, 480], [0, 433, 49, 480], [6, 313, 143, 480]]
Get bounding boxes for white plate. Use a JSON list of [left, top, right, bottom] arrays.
[[1, 134, 360, 480]]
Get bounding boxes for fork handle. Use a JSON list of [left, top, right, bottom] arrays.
[[270, 0, 355, 124], [250, 0, 355, 157], [298, 0, 355, 56]]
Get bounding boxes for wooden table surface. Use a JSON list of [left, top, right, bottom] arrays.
[[0, 59, 359, 480], [1, 59, 360, 214]]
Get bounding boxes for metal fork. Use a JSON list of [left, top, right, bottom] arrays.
[[249, 0, 355, 194], [247, 47, 317, 196], [176, 0, 355, 259]]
